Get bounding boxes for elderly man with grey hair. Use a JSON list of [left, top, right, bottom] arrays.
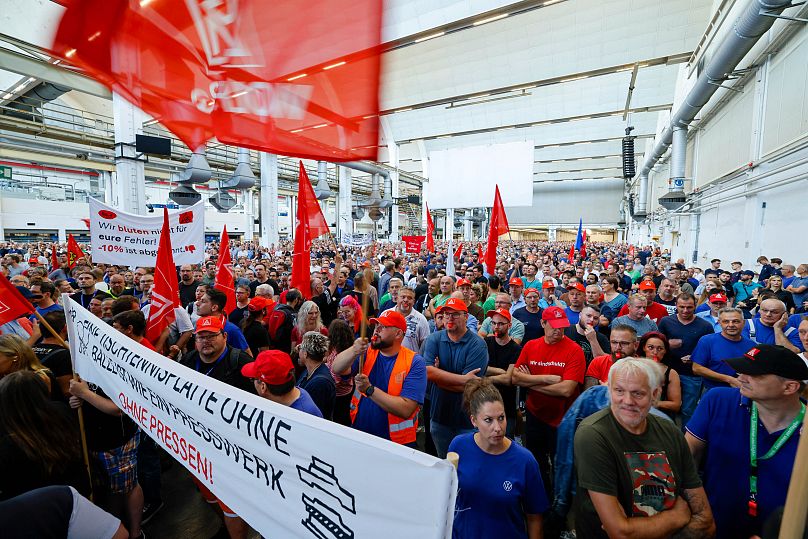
[[573, 357, 715, 539], [296, 331, 335, 419]]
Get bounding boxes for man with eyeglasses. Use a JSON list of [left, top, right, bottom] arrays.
[[422, 297, 489, 458], [746, 298, 803, 352], [483, 307, 521, 438], [179, 316, 255, 538], [332, 310, 426, 447], [478, 292, 526, 345], [584, 324, 638, 389]]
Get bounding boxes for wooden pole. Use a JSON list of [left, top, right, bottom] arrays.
[[33, 310, 94, 501], [779, 410, 808, 538]]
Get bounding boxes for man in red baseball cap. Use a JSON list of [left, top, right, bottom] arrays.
[[539, 279, 566, 310], [421, 297, 489, 458], [456, 278, 485, 324], [242, 349, 323, 416], [179, 315, 256, 539], [513, 306, 585, 497], [482, 307, 521, 437], [509, 277, 526, 312], [331, 309, 427, 447], [616, 280, 669, 324], [695, 292, 729, 332], [564, 282, 586, 325]]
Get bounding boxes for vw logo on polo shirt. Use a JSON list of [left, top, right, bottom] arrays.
[[503, 481, 513, 492]]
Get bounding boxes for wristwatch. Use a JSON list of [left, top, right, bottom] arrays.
[[365, 385, 375, 397]]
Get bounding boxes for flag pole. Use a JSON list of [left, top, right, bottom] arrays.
[[34, 310, 93, 501]]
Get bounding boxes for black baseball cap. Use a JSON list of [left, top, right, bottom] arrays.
[[725, 344, 808, 381]]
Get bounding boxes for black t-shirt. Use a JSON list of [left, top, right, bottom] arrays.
[[564, 326, 612, 366], [298, 363, 336, 420], [68, 292, 95, 310], [0, 486, 75, 538], [484, 337, 521, 418], [242, 320, 270, 357], [180, 347, 256, 395], [178, 280, 200, 307], [31, 343, 72, 402], [512, 307, 544, 343], [0, 403, 90, 501], [228, 305, 249, 326], [313, 290, 336, 325], [250, 279, 280, 298], [414, 281, 429, 299], [81, 385, 138, 451], [655, 295, 677, 317], [657, 315, 714, 376]]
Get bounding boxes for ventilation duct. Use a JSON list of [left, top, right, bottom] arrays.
[[352, 206, 365, 220], [368, 207, 384, 221], [209, 190, 236, 212], [179, 145, 212, 184], [637, 0, 793, 183], [3, 82, 71, 122], [658, 126, 689, 210], [220, 148, 255, 189], [168, 184, 202, 206], [358, 173, 393, 209], [313, 161, 333, 200], [634, 173, 648, 218]]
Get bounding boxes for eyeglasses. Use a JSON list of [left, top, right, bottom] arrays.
[[610, 340, 634, 347], [196, 332, 223, 341], [444, 312, 465, 318]]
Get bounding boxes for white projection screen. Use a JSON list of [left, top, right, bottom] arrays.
[[426, 141, 534, 209]]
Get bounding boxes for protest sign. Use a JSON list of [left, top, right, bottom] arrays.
[[65, 297, 457, 538], [402, 235, 426, 254], [341, 233, 373, 247], [89, 198, 204, 266]]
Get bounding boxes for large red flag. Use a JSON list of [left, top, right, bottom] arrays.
[[484, 186, 509, 272], [145, 209, 180, 345], [67, 234, 86, 268], [425, 204, 435, 253], [477, 244, 484, 261], [569, 245, 576, 263], [581, 229, 587, 259], [291, 162, 330, 299], [454, 242, 463, 260], [0, 274, 35, 327], [51, 245, 59, 272], [51, 0, 382, 161], [215, 226, 237, 315]]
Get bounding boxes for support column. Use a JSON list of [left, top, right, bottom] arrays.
[[112, 93, 146, 214], [244, 188, 255, 241], [259, 153, 279, 247], [389, 169, 400, 241], [290, 196, 297, 241], [444, 208, 454, 240], [463, 213, 473, 241], [337, 166, 352, 239], [0, 194, 5, 241]]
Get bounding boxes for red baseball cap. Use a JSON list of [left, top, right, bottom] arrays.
[[486, 308, 512, 322], [542, 280, 555, 289], [569, 282, 586, 293], [541, 306, 570, 328], [248, 296, 270, 312], [369, 310, 407, 333], [195, 316, 225, 334], [709, 293, 728, 304], [638, 280, 657, 291], [456, 278, 472, 287], [524, 288, 540, 297], [241, 350, 295, 385], [29, 257, 40, 265], [436, 297, 468, 313], [509, 277, 523, 287]]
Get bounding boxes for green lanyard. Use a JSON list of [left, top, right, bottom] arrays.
[[748, 402, 805, 516]]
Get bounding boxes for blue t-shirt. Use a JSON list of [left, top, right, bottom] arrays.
[[690, 333, 757, 390], [32, 303, 63, 321], [686, 388, 802, 539], [790, 276, 808, 306], [449, 433, 548, 539], [298, 363, 336, 420], [657, 315, 714, 376], [748, 319, 803, 351], [423, 330, 489, 428], [223, 320, 250, 351], [512, 307, 543, 343], [564, 307, 581, 326], [351, 351, 427, 443], [290, 388, 323, 418], [695, 303, 711, 314]]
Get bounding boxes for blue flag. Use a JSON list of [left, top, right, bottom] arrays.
[[574, 218, 583, 250]]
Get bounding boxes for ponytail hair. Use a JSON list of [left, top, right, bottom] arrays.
[[462, 377, 503, 417]]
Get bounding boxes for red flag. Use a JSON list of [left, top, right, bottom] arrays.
[[291, 162, 330, 299], [581, 229, 587, 258], [491, 185, 510, 237], [569, 245, 576, 263], [477, 244, 484, 261], [425, 204, 435, 253], [51, 0, 382, 162], [454, 242, 463, 260], [215, 226, 237, 315], [0, 274, 35, 327], [66, 234, 86, 268], [51, 245, 59, 272], [145, 209, 180, 345], [628, 244, 635, 257]]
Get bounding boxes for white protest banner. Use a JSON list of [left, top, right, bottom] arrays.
[[341, 232, 373, 247], [89, 198, 204, 266], [65, 297, 457, 538]]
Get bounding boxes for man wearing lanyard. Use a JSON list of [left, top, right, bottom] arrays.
[[179, 316, 255, 539], [685, 344, 808, 539]]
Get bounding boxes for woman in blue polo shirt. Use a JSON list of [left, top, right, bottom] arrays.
[[449, 378, 548, 539]]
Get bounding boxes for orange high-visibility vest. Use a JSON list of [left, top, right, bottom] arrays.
[[349, 346, 419, 444]]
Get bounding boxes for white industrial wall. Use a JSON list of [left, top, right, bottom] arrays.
[[629, 21, 808, 267], [506, 177, 625, 226]]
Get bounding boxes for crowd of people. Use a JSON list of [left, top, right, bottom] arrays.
[[1, 237, 807, 538]]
